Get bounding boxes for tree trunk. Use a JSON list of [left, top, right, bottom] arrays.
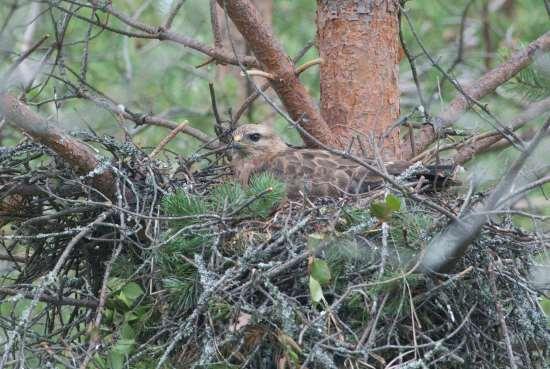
[[317, 0, 401, 159]]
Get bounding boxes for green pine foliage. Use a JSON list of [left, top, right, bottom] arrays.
[[157, 235, 204, 311], [163, 172, 286, 221], [246, 172, 287, 218], [504, 64, 550, 102], [162, 191, 209, 227], [389, 211, 434, 251], [497, 44, 550, 102], [209, 181, 247, 212], [157, 173, 286, 312]]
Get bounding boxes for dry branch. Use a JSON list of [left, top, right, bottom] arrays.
[[65, 85, 215, 147], [420, 118, 550, 273], [216, 0, 333, 147], [58, 1, 258, 68], [0, 93, 115, 199], [149, 121, 190, 159], [0, 287, 98, 308], [453, 96, 550, 164], [411, 96, 550, 163], [404, 31, 550, 159]]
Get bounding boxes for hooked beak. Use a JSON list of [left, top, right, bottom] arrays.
[[231, 135, 244, 150]]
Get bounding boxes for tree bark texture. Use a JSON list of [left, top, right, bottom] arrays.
[[317, 0, 401, 159], [0, 94, 115, 199], [216, 0, 273, 120], [216, 0, 333, 147]]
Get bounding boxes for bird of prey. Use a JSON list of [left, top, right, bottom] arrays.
[[229, 124, 412, 199]]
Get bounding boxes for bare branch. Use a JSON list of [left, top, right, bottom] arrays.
[[412, 96, 550, 163], [149, 121, 190, 159], [216, 0, 333, 147], [0, 93, 116, 199], [55, 0, 258, 67], [404, 31, 550, 159], [0, 287, 98, 308], [164, 0, 186, 29], [420, 118, 550, 273], [3, 34, 50, 81]]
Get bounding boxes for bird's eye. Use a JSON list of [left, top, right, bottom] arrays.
[[247, 133, 261, 142]]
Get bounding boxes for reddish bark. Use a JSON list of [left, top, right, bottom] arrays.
[[216, 0, 332, 146], [403, 31, 550, 160], [317, 0, 401, 159], [216, 0, 273, 119], [0, 94, 115, 199]]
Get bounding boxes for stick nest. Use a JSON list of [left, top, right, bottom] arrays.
[[0, 136, 548, 369]]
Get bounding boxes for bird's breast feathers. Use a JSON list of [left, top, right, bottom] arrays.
[[233, 149, 382, 199]]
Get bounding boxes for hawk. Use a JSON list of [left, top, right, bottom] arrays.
[[229, 124, 412, 199]]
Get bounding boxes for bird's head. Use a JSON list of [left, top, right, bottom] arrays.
[[231, 124, 288, 159]]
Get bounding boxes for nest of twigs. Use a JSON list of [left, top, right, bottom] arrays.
[[0, 135, 548, 369]]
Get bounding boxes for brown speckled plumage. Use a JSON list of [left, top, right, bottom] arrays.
[[230, 124, 409, 199]]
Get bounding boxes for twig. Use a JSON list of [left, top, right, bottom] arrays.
[[294, 57, 324, 75], [239, 69, 274, 80], [410, 96, 550, 163], [0, 254, 27, 263], [149, 121, 189, 159], [164, 0, 187, 29], [53, 1, 258, 67], [232, 41, 314, 123], [488, 260, 517, 369], [0, 287, 98, 308], [402, 31, 550, 159], [401, 8, 524, 152], [3, 34, 50, 81], [420, 117, 550, 273]]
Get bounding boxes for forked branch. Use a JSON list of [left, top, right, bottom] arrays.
[[216, 0, 333, 147], [404, 31, 550, 159]]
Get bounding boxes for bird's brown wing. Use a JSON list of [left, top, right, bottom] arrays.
[[254, 149, 383, 199]]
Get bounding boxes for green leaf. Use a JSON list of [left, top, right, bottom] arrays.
[[117, 282, 143, 308], [122, 282, 143, 301], [120, 322, 136, 340], [309, 276, 324, 303], [307, 233, 325, 251], [112, 338, 135, 355], [310, 259, 331, 286], [288, 349, 300, 365], [124, 311, 138, 322], [370, 202, 389, 220], [386, 195, 401, 212], [0, 302, 11, 317], [370, 196, 401, 221], [107, 277, 126, 292], [108, 351, 124, 369]]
